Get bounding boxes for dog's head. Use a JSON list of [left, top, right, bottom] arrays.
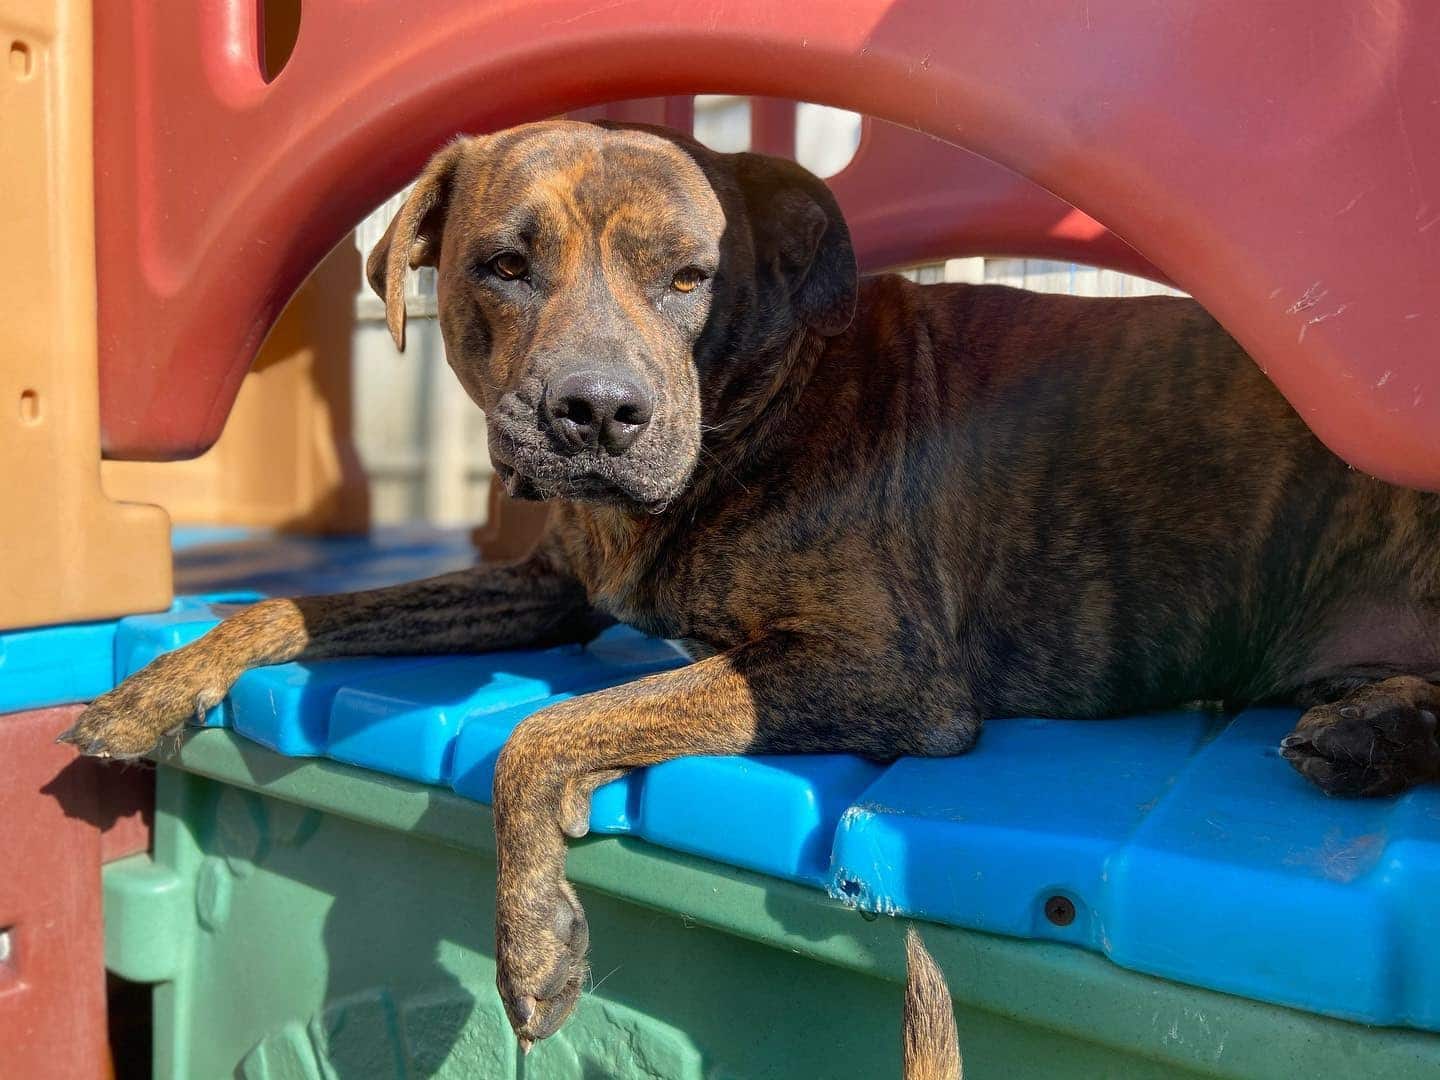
[[367, 120, 856, 511]]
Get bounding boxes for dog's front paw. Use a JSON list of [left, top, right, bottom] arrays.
[[58, 649, 236, 759], [496, 875, 590, 1048], [1282, 678, 1440, 797]]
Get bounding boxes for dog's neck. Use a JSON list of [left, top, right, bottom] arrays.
[[701, 326, 828, 475]]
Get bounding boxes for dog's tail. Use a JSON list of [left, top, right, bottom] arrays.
[[903, 927, 962, 1080]]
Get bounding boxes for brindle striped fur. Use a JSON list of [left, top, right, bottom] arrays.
[[65, 121, 1440, 1049]]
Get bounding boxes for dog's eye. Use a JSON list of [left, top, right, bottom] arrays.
[[671, 267, 707, 293], [488, 252, 529, 281]]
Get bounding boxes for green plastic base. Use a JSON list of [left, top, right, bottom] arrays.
[[104, 731, 1440, 1078]]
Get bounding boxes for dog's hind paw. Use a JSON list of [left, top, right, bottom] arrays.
[[1282, 676, 1440, 797]]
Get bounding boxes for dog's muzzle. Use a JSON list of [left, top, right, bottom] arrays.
[[487, 360, 693, 511]]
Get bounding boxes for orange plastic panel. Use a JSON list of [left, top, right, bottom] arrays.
[[1, 0, 170, 631], [102, 240, 370, 533], [96, 2, 1440, 489]]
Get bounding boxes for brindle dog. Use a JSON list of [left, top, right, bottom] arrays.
[[63, 120, 1440, 1047]]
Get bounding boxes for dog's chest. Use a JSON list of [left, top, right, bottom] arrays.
[[582, 544, 752, 650], [598, 594, 688, 641], [589, 571, 715, 645], [570, 491, 903, 652]]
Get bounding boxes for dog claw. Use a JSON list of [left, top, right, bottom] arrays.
[[56, 726, 113, 758], [518, 1036, 534, 1056]]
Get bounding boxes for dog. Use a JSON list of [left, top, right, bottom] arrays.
[[63, 120, 1440, 1049]]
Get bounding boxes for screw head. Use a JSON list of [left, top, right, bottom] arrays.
[[1044, 895, 1077, 926]]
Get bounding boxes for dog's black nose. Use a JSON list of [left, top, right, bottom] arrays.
[[545, 369, 654, 455]]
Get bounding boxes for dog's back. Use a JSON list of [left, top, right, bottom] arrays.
[[666, 275, 1440, 719], [882, 279, 1440, 716]]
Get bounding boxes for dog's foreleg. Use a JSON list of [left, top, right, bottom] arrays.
[[60, 551, 595, 759], [490, 631, 979, 1044]]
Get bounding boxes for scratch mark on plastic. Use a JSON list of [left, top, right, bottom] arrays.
[[1297, 304, 1347, 343], [1333, 190, 1369, 217], [547, 0, 642, 28], [1285, 282, 1326, 314]]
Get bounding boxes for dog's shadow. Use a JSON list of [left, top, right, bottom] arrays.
[[39, 755, 156, 838]]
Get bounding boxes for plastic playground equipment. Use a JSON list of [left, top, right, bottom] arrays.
[[3, 0, 1438, 1075]]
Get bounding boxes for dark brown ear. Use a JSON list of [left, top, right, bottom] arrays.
[[732, 152, 858, 336], [365, 138, 470, 350]]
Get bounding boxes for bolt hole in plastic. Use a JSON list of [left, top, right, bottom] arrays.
[[18, 389, 40, 425], [9, 39, 31, 79], [257, 0, 300, 83]]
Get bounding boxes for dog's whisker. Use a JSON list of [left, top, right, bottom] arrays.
[[586, 963, 621, 996], [697, 444, 750, 494]]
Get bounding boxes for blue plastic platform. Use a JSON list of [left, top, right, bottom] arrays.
[[0, 616, 119, 715], [0, 527, 479, 715], [5, 527, 1440, 1032]]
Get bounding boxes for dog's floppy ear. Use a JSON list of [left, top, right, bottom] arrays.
[[732, 152, 858, 336], [365, 138, 470, 351]]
